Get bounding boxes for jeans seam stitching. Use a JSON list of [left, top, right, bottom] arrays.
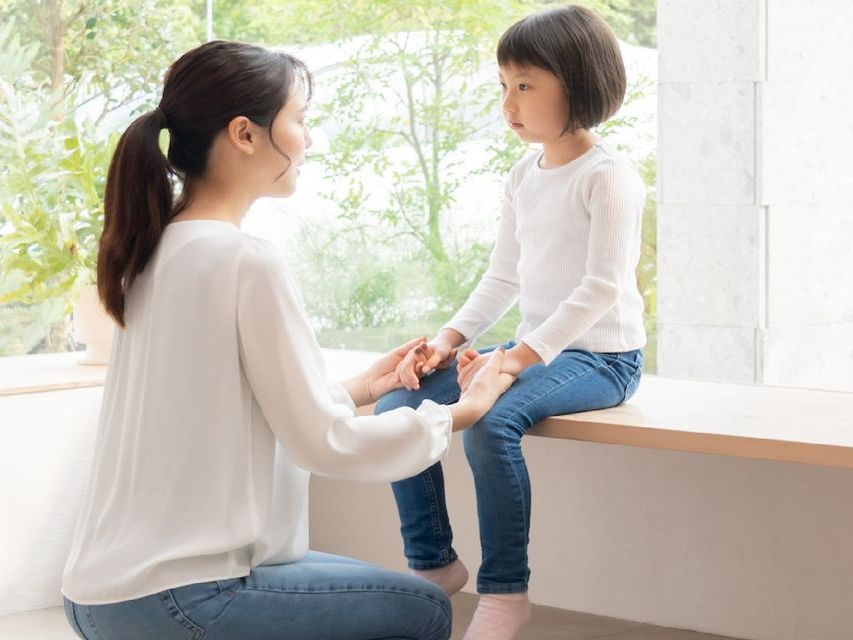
[[160, 590, 205, 638], [495, 420, 530, 590], [83, 607, 105, 640], [236, 586, 451, 617], [505, 359, 615, 420], [421, 471, 445, 562], [66, 601, 87, 639]]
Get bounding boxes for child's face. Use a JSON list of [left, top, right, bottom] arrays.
[[499, 64, 570, 143]]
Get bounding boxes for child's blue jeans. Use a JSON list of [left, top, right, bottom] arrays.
[[375, 341, 643, 594]]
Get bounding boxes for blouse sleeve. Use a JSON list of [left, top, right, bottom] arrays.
[[236, 240, 452, 482]]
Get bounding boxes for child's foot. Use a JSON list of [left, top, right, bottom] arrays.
[[412, 559, 469, 596], [461, 592, 532, 640]]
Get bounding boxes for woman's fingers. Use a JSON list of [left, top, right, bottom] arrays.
[[400, 350, 421, 390], [499, 372, 516, 392], [485, 347, 505, 369], [458, 358, 481, 391]]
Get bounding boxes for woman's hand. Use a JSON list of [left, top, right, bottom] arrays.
[[449, 348, 516, 430], [368, 335, 437, 403], [344, 336, 440, 407], [457, 343, 541, 391], [395, 330, 463, 391]]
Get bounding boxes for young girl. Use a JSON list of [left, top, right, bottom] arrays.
[[376, 6, 646, 639], [60, 41, 514, 640]]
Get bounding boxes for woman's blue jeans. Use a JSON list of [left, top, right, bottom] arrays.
[[63, 551, 451, 639], [375, 341, 643, 594]]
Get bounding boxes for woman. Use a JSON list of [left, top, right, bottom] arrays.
[[61, 40, 514, 640]]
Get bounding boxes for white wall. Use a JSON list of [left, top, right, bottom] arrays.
[[0, 387, 101, 615], [310, 432, 853, 640]]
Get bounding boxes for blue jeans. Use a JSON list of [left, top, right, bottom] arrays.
[[63, 551, 451, 639], [376, 341, 643, 594]]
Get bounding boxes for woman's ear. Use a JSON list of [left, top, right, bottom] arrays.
[[226, 116, 256, 155]]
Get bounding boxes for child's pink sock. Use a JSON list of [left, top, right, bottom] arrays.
[[461, 592, 532, 640], [411, 559, 469, 596]]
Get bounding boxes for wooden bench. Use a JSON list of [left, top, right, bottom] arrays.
[[525, 376, 853, 469]]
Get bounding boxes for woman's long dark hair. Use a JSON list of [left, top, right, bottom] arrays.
[[98, 40, 312, 328]]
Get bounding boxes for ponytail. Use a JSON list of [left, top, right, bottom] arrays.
[[97, 109, 173, 328]]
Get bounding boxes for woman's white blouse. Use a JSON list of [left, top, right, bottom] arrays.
[[61, 220, 452, 605]]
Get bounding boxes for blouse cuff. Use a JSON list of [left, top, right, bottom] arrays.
[[416, 399, 454, 461], [328, 383, 357, 412]]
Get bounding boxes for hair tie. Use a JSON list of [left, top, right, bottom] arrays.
[[154, 106, 169, 130]]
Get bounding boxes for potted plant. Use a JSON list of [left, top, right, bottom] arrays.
[[0, 80, 115, 364]]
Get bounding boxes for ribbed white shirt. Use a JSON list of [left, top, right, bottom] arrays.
[[444, 141, 647, 364], [61, 219, 452, 605]]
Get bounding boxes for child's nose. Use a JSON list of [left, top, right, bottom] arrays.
[[502, 92, 517, 113]]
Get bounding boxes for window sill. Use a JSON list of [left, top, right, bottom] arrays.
[[4, 350, 853, 470], [0, 352, 108, 397]]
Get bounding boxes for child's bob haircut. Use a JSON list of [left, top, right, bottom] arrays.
[[497, 5, 626, 133]]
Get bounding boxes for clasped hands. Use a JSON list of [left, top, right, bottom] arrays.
[[344, 332, 541, 423]]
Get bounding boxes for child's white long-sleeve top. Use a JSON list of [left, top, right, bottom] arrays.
[[444, 141, 647, 364], [61, 219, 452, 605]]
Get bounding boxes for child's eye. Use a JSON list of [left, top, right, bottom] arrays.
[[499, 82, 507, 90], [518, 83, 530, 91]]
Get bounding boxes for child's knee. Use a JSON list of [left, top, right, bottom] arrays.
[[374, 388, 420, 413], [462, 412, 523, 457]]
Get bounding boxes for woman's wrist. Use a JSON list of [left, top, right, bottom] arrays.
[[448, 397, 485, 431], [341, 374, 371, 408]]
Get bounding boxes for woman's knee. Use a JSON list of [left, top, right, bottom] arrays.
[[386, 578, 451, 640], [413, 590, 452, 640]]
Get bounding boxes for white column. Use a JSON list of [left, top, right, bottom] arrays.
[[657, 0, 853, 391]]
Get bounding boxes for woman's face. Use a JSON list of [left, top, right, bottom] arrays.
[[261, 84, 312, 198]]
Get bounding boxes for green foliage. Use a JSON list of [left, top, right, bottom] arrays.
[[525, 0, 656, 47], [1, 1, 201, 115], [311, 0, 530, 322], [301, 0, 656, 364], [0, 0, 658, 362], [0, 82, 114, 309], [0, 0, 201, 355]]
